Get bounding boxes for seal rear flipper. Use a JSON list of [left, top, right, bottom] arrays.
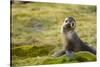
[[81, 43, 96, 55]]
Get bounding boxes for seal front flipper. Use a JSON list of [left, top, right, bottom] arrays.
[[52, 49, 65, 57]]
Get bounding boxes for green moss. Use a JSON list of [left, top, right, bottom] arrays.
[[12, 45, 55, 57], [12, 51, 96, 66], [74, 51, 96, 62]]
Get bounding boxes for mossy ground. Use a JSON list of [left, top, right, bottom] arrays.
[[12, 46, 96, 66], [11, 2, 96, 66]]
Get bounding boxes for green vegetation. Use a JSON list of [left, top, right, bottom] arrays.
[[11, 2, 96, 66]]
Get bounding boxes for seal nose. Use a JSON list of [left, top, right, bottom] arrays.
[[64, 22, 71, 28], [65, 22, 70, 26]]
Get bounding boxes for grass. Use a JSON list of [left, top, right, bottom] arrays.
[[11, 2, 96, 66]]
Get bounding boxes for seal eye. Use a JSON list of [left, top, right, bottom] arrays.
[[71, 23, 75, 28], [65, 20, 68, 23]]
